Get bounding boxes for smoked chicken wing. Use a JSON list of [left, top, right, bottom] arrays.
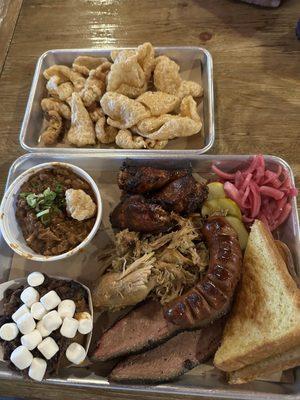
[[151, 175, 208, 214], [110, 195, 174, 233], [118, 164, 189, 194]]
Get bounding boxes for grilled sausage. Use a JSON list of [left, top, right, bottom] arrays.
[[164, 216, 242, 328]]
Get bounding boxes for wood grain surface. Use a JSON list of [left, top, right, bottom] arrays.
[[0, 0, 23, 75], [0, 0, 299, 398]]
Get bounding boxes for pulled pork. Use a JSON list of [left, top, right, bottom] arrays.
[[93, 214, 208, 309]]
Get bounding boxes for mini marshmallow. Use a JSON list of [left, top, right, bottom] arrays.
[[38, 337, 59, 360], [42, 311, 62, 332], [27, 272, 45, 287], [60, 317, 78, 339], [36, 320, 51, 338], [0, 323, 19, 341], [40, 290, 61, 311], [29, 357, 47, 382], [17, 313, 36, 335], [21, 329, 42, 350], [12, 304, 30, 323], [10, 345, 33, 370], [31, 302, 47, 320], [58, 299, 76, 319], [20, 287, 39, 308], [66, 343, 86, 365], [76, 312, 93, 335]]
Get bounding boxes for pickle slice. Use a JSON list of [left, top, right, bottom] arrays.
[[207, 182, 226, 201], [201, 198, 242, 220], [225, 216, 249, 250]]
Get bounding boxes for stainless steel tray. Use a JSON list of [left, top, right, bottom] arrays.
[[19, 47, 214, 155], [0, 153, 299, 400]]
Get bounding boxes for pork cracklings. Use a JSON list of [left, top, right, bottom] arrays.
[[39, 42, 203, 149]]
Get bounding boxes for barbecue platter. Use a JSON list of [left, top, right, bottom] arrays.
[[0, 42, 299, 399], [0, 155, 299, 387]]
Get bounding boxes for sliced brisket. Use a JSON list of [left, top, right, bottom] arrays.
[[109, 318, 225, 383], [93, 301, 178, 361]]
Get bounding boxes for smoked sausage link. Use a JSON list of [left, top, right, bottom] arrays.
[[164, 216, 243, 327]]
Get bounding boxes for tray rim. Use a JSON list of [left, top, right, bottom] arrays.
[[19, 46, 215, 155], [1, 152, 299, 400]]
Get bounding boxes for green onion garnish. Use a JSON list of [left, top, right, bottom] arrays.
[[19, 185, 65, 226]]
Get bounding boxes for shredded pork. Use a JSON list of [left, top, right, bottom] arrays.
[[93, 214, 209, 309]]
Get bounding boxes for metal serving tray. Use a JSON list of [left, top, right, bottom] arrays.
[[0, 153, 299, 400], [19, 47, 214, 155]]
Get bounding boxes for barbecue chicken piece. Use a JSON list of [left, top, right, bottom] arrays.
[[110, 195, 174, 233], [118, 164, 190, 194], [92, 253, 156, 310], [151, 175, 208, 214]]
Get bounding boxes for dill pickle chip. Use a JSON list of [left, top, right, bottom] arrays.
[[207, 182, 226, 201]]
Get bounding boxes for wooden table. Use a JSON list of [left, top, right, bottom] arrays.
[[0, 0, 299, 398]]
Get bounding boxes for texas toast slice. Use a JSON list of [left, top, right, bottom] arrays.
[[214, 220, 300, 372]]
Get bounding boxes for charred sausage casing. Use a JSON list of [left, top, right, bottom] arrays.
[[164, 216, 242, 327]]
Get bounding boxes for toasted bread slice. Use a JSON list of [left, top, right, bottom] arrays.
[[276, 240, 300, 288], [229, 345, 300, 384], [214, 220, 300, 372]]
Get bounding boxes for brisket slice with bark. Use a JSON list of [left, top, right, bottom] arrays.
[[109, 318, 225, 383], [93, 301, 178, 361]]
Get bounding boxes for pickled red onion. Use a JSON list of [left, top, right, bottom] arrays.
[[212, 155, 298, 231]]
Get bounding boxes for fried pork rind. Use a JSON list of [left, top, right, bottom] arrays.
[[100, 92, 150, 129], [180, 95, 202, 121], [111, 49, 136, 62], [135, 95, 202, 140], [107, 43, 155, 98], [41, 98, 71, 119], [107, 54, 147, 98], [88, 105, 104, 122], [95, 115, 118, 144], [137, 91, 178, 116], [86, 105, 117, 144], [153, 55, 182, 95], [115, 129, 167, 149], [44, 65, 85, 92], [145, 138, 168, 149], [115, 129, 147, 149], [46, 76, 74, 101], [65, 188, 96, 221], [136, 114, 174, 134], [40, 110, 63, 145], [153, 55, 203, 100], [136, 42, 155, 80], [141, 117, 201, 140], [177, 80, 203, 101], [67, 92, 96, 146], [111, 43, 155, 80], [80, 62, 111, 107], [72, 56, 109, 76]]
